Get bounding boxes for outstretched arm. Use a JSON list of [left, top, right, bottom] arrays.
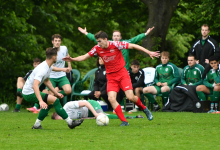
[[128, 43, 160, 59], [78, 27, 88, 35], [62, 53, 91, 62], [78, 101, 100, 118]]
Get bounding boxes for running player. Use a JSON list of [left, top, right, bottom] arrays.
[[63, 31, 160, 126]]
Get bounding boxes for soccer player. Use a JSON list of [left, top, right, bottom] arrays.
[[196, 56, 220, 113], [143, 51, 180, 111], [44, 34, 72, 97], [181, 55, 204, 86], [13, 58, 41, 112], [63, 31, 160, 126], [51, 100, 144, 120], [22, 47, 83, 129], [78, 26, 154, 70]]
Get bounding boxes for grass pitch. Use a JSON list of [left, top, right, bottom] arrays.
[[0, 109, 220, 150]]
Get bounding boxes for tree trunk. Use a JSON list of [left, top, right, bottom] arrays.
[[141, 0, 180, 52]]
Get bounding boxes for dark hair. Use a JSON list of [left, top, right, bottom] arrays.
[[161, 51, 170, 58], [131, 60, 140, 66], [113, 30, 121, 34], [46, 47, 58, 59], [51, 34, 62, 41], [201, 24, 210, 30], [33, 58, 41, 63], [209, 55, 218, 62], [188, 54, 196, 60], [95, 31, 108, 39]]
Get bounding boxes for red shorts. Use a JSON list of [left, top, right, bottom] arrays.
[[106, 67, 133, 93]]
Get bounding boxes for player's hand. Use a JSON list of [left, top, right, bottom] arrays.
[[149, 51, 160, 59], [55, 93, 64, 99], [94, 91, 101, 98], [39, 101, 48, 109], [145, 26, 154, 35], [157, 82, 162, 86], [196, 60, 199, 64], [63, 68, 71, 73], [161, 82, 168, 86], [78, 27, 88, 35], [205, 59, 209, 64], [62, 56, 73, 62]]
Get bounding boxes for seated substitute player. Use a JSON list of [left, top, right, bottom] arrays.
[[63, 31, 160, 126], [51, 100, 144, 120], [22, 47, 83, 129], [143, 51, 180, 111], [78, 26, 154, 70], [181, 55, 204, 86], [13, 58, 41, 112], [128, 60, 145, 112], [196, 55, 220, 113]]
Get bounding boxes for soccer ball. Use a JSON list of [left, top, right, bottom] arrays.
[[96, 114, 109, 126], [0, 103, 9, 111]]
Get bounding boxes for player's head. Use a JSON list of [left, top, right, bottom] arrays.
[[209, 55, 219, 70], [131, 60, 140, 74], [95, 31, 108, 48], [46, 47, 58, 62], [187, 54, 196, 67], [51, 34, 62, 48], [51, 112, 63, 120], [161, 51, 169, 64], [201, 24, 210, 38], [112, 30, 122, 41], [96, 57, 104, 66], [33, 58, 41, 68]]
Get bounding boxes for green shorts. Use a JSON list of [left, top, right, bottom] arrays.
[[208, 88, 213, 95], [88, 100, 103, 117], [153, 85, 172, 94], [22, 92, 47, 104], [46, 76, 70, 90]]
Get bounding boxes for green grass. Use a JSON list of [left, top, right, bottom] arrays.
[[0, 109, 220, 150]]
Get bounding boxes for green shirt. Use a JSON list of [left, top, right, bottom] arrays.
[[154, 62, 180, 86], [181, 64, 204, 86], [86, 33, 146, 70], [203, 69, 219, 88]]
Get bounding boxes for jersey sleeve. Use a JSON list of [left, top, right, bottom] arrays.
[[66, 46, 68, 56], [87, 33, 98, 44], [125, 33, 146, 44], [181, 67, 187, 85], [23, 70, 33, 81], [113, 41, 129, 50], [88, 46, 98, 57], [34, 72, 44, 82]]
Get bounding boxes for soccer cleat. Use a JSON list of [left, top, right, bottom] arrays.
[[16, 91, 23, 98], [27, 107, 37, 112], [33, 111, 39, 114], [68, 119, 84, 129], [207, 110, 216, 113], [152, 104, 161, 112], [126, 116, 134, 119], [215, 111, 220, 114], [12, 109, 20, 112], [32, 125, 43, 129], [136, 115, 144, 118], [120, 121, 129, 126], [37, 108, 41, 112], [143, 107, 153, 121]]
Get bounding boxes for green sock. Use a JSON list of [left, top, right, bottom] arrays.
[[162, 92, 169, 104], [107, 114, 135, 119], [196, 91, 206, 101], [15, 104, 21, 110], [212, 91, 220, 101], [53, 99, 68, 119], [37, 105, 52, 121], [17, 88, 22, 92], [145, 93, 156, 104], [34, 103, 40, 109], [59, 90, 66, 96]]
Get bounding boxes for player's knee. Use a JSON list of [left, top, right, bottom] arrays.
[[196, 85, 203, 91], [65, 89, 71, 95], [214, 86, 220, 91], [161, 87, 169, 93], [108, 96, 116, 103]]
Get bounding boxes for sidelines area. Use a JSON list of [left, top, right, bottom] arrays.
[[0, 109, 220, 149]]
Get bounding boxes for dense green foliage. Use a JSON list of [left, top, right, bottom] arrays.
[[1, 0, 220, 103], [1, 110, 220, 149]]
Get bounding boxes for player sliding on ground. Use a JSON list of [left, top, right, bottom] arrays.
[[51, 100, 144, 120], [22, 47, 83, 129], [63, 31, 160, 126]]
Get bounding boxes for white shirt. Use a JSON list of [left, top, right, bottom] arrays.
[[22, 61, 53, 95], [63, 101, 88, 119], [49, 46, 68, 78]]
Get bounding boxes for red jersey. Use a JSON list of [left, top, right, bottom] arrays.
[[88, 41, 129, 73]]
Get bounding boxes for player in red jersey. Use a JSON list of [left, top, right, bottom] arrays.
[[63, 31, 160, 126]]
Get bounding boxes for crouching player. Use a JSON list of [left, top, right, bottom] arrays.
[[22, 47, 83, 129]]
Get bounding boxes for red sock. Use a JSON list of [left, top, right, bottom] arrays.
[[135, 97, 146, 111], [115, 105, 127, 122]]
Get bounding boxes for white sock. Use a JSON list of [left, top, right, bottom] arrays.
[[34, 106, 38, 109], [65, 117, 72, 125], [34, 119, 42, 127]]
